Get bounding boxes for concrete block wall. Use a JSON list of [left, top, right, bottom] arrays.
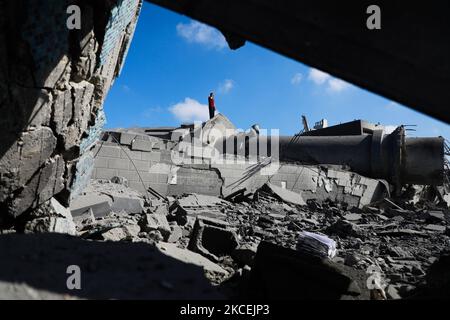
[[92, 140, 171, 195], [91, 132, 386, 208], [92, 135, 224, 197], [92, 137, 322, 198], [168, 167, 222, 196]]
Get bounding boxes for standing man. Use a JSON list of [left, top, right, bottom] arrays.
[[208, 92, 216, 119]]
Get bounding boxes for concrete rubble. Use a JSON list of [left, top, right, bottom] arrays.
[[4, 167, 447, 299], [0, 111, 448, 299], [0, 0, 449, 302], [0, 0, 448, 301], [24, 198, 77, 236], [89, 115, 396, 209], [0, 0, 143, 222]]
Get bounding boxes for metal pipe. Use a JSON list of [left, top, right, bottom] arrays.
[[215, 128, 445, 186]]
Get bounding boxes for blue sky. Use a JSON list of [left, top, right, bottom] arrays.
[[104, 1, 449, 138]]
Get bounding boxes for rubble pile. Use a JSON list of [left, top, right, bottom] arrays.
[[44, 176, 449, 300]]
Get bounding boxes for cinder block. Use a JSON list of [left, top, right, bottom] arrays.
[[97, 145, 121, 158], [139, 172, 159, 184], [118, 170, 139, 182], [160, 151, 173, 163], [152, 140, 165, 150], [148, 183, 168, 195], [120, 149, 142, 160], [96, 168, 118, 180], [132, 160, 149, 171], [157, 174, 169, 184], [129, 181, 147, 194], [164, 141, 173, 150], [119, 132, 140, 145], [108, 158, 130, 170], [168, 185, 185, 195], [95, 157, 109, 168], [141, 151, 161, 162], [132, 139, 153, 152]]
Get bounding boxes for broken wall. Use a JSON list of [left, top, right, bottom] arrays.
[[91, 133, 223, 196], [91, 131, 388, 208], [0, 0, 142, 225]]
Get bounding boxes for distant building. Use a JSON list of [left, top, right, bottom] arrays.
[[314, 119, 328, 130]]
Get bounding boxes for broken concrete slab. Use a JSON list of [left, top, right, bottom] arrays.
[[170, 194, 229, 224], [25, 217, 77, 236], [110, 195, 144, 214], [101, 227, 129, 242], [188, 216, 239, 262], [166, 224, 183, 243], [144, 214, 171, 239], [327, 220, 363, 238], [70, 194, 112, 218], [424, 224, 447, 233], [426, 211, 446, 223], [344, 213, 362, 221], [387, 246, 414, 259], [73, 208, 96, 232], [131, 138, 154, 152], [71, 179, 147, 217], [176, 193, 230, 208], [157, 242, 228, 276], [260, 183, 306, 206], [101, 225, 141, 242], [24, 198, 77, 236]]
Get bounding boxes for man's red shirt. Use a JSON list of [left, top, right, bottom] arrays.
[[208, 97, 215, 109]]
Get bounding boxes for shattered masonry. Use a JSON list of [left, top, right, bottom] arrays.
[[0, 0, 449, 301], [91, 114, 444, 209], [0, 0, 143, 221]]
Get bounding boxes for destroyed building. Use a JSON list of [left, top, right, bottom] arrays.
[[88, 115, 445, 204], [0, 0, 450, 301]]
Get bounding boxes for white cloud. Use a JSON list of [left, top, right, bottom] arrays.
[[291, 73, 303, 85], [308, 68, 351, 93], [176, 20, 227, 50], [384, 125, 399, 134], [308, 68, 331, 85], [169, 98, 209, 123], [217, 79, 234, 94], [327, 78, 351, 93], [385, 102, 400, 110]]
